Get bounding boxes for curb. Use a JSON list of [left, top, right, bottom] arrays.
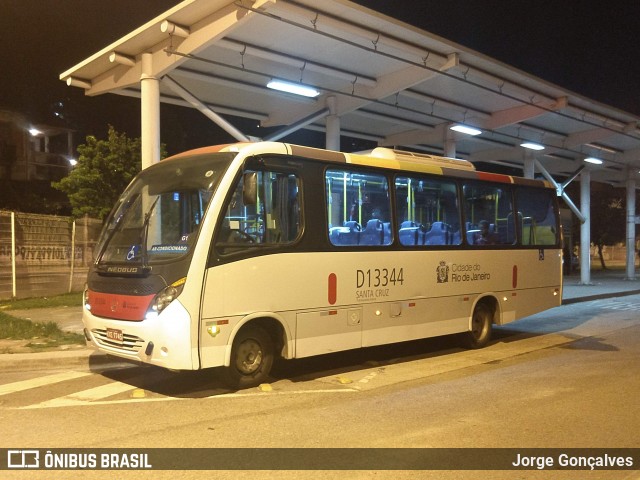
[[562, 288, 640, 305], [0, 348, 117, 372]]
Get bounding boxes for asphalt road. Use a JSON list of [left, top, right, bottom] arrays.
[[0, 296, 639, 480]]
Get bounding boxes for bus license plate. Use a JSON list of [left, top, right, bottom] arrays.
[[106, 328, 124, 342]]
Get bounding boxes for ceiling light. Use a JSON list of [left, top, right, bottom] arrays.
[[29, 128, 42, 136], [266, 80, 320, 98], [450, 124, 482, 136], [584, 157, 603, 165], [520, 142, 545, 151]]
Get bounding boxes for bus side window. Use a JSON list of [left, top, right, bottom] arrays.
[[463, 183, 515, 246], [326, 169, 392, 246], [395, 176, 460, 246], [216, 170, 302, 251], [515, 188, 559, 246]]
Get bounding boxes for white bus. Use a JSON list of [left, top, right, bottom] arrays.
[[83, 142, 562, 388]]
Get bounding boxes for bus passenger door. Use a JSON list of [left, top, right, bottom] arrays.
[[295, 307, 362, 358]]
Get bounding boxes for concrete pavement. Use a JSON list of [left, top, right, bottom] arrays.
[[1, 271, 639, 371], [562, 270, 640, 303]]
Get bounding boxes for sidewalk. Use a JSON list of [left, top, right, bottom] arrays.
[[562, 270, 640, 303], [1, 270, 639, 371]]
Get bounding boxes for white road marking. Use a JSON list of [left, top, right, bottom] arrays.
[[21, 377, 143, 409], [19, 385, 358, 409], [596, 300, 640, 312], [0, 371, 91, 397]]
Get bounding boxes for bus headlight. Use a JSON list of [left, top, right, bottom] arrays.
[[83, 284, 91, 311], [146, 277, 187, 319]]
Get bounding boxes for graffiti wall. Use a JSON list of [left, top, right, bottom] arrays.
[[0, 211, 102, 299]]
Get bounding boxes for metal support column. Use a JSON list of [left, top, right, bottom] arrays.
[[443, 126, 455, 158], [163, 75, 250, 143], [141, 53, 161, 170], [626, 174, 637, 280], [325, 96, 340, 151], [523, 152, 535, 179], [265, 108, 330, 142], [534, 159, 585, 223], [580, 170, 591, 284]]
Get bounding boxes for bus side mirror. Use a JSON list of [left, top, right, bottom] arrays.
[[243, 172, 258, 206]]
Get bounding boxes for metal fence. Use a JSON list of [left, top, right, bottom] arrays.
[[0, 210, 635, 300], [0, 211, 102, 299], [589, 244, 631, 263]]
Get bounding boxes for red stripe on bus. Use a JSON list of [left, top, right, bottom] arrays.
[[328, 273, 337, 305], [477, 172, 513, 184], [512, 265, 518, 289], [88, 290, 155, 321]]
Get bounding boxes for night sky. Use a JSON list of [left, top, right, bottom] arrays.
[[1, 0, 639, 153]]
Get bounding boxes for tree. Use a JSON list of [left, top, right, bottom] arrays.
[[53, 126, 145, 219], [590, 186, 626, 269], [568, 183, 626, 270]]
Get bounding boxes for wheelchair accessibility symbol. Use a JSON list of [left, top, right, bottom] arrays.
[[126, 245, 139, 261]]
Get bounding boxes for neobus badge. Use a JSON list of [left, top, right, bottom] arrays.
[[105, 266, 141, 274]]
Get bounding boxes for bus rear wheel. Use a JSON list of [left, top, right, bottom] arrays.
[[223, 325, 274, 389], [461, 302, 493, 349]]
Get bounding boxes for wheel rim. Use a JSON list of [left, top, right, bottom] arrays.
[[234, 338, 263, 375], [471, 309, 489, 340]]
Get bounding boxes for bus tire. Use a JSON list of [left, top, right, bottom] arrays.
[[223, 325, 274, 389], [461, 302, 493, 349]]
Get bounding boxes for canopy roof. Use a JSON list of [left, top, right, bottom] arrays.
[[60, 0, 640, 185]]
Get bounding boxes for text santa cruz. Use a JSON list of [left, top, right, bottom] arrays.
[[355, 267, 404, 301]]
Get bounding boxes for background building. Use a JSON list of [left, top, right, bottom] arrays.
[[0, 109, 74, 182]]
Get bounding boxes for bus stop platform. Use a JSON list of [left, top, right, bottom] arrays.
[[562, 270, 640, 304]]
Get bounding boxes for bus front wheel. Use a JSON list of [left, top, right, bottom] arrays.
[[223, 325, 274, 389], [461, 302, 493, 349]]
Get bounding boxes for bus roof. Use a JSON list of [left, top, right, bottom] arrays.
[[165, 142, 554, 189]]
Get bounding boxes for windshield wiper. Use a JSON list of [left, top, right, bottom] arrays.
[[139, 196, 160, 269], [95, 198, 131, 265]]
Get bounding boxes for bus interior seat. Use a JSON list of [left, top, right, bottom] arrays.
[[329, 220, 361, 246], [360, 219, 385, 245], [425, 221, 451, 245], [399, 220, 419, 246], [383, 222, 392, 245], [502, 213, 520, 244], [466, 229, 480, 244]]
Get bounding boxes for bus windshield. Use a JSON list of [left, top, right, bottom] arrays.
[[96, 153, 235, 266]]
